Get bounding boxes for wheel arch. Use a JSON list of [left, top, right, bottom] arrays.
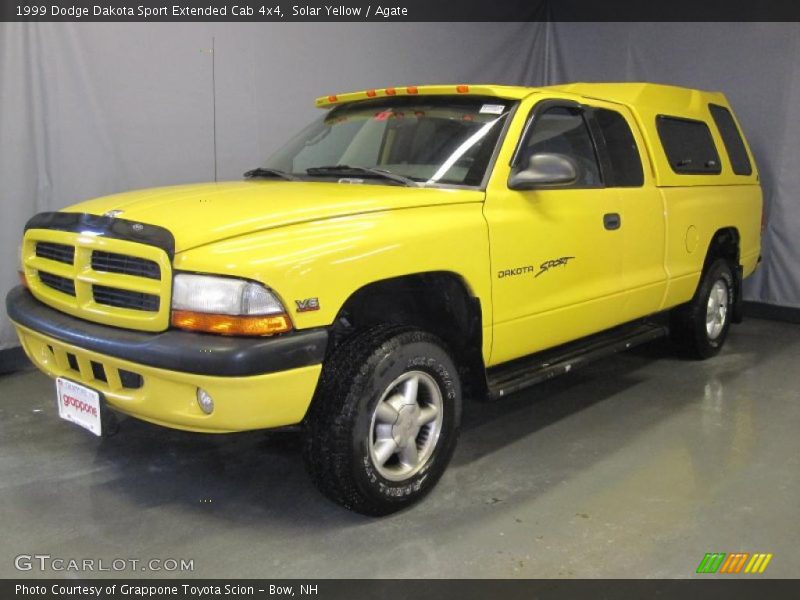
[[702, 226, 743, 322], [325, 271, 488, 399], [703, 226, 741, 270]]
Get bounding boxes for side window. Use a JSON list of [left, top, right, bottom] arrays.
[[708, 104, 753, 176], [593, 108, 644, 187], [516, 106, 602, 187], [656, 115, 721, 175]]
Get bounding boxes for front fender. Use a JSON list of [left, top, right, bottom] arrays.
[[173, 203, 492, 355]]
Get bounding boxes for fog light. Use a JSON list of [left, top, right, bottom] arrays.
[[196, 388, 214, 415]]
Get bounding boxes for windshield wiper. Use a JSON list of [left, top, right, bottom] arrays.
[[243, 167, 299, 181], [306, 165, 419, 187]]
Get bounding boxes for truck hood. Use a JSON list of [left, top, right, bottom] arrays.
[[64, 181, 484, 253]]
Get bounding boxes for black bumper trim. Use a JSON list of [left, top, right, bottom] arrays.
[[6, 286, 327, 377]]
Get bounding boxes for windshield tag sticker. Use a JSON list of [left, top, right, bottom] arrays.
[[480, 104, 505, 115]]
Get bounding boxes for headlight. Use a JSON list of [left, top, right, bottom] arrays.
[[170, 273, 292, 336]]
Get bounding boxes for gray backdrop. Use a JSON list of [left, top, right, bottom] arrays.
[[1, 22, 798, 352]]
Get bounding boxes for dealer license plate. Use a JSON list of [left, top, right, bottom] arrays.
[[56, 377, 102, 436]]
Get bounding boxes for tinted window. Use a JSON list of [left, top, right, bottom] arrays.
[[656, 115, 721, 175], [709, 104, 752, 175], [594, 108, 644, 187], [517, 106, 601, 187]]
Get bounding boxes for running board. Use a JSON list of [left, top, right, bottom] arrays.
[[486, 321, 668, 400]]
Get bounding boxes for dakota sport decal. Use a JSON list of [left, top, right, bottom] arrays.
[[498, 256, 575, 279]]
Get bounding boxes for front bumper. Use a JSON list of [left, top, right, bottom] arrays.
[[6, 287, 326, 432]]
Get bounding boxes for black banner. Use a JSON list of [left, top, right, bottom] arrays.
[[2, 0, 800, 22], [4, 579, 800, 600]]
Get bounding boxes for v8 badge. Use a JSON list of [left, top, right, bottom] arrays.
[[295, 297, 320, 312]]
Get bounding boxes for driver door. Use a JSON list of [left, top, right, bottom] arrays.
[[484, 99, 626, 365]]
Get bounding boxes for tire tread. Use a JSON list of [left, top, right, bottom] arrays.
[[304, 325, 458, 515]]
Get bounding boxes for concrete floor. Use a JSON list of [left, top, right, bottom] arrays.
[[0, 317, 798, 579]]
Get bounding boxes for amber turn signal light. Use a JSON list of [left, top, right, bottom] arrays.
[[171, 310, 292, 336]]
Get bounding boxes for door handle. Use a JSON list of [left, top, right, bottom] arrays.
[[603, 213, 621, 230]]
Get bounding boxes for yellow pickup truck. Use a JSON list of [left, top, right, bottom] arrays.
[[6, 82, 762, 515]]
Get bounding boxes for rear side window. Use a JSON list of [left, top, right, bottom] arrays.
[[709, 104, 752, 175], [656, 115, 721, 175], [593, 108, 644, 187]]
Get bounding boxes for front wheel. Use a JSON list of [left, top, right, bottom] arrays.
[[303, 326, 462, 516], [670, 258, 735, 359]]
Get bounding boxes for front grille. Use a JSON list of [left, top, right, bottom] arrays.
[[36, 242, 75, 265], [25, 228, 171, 331], [93, 285, 160, 312], [39, 272, 76, 296], [92, 250, 161, 280]]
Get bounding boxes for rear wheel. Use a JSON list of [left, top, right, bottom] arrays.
[[670, 258, 735, 359], [303, 326, 462, 516]]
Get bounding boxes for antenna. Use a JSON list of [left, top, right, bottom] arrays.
[[212, 36, 218, 182]]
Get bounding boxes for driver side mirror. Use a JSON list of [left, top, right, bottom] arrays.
[[508, 153, 578, 190]]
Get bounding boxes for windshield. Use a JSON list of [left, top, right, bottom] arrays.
[[263, 96, 515, 187]]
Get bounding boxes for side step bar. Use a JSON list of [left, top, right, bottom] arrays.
[[486, 321, 668, 400]]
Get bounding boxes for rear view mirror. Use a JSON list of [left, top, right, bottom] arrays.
[[508, 153, 578, 190]]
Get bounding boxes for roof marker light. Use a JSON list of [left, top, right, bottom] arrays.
[[366, 89, 377, 97], [407, 86, 418, 94], [327, 95, 338, 103], [456, 85, 469, 93], [385, 87, 397, 96]]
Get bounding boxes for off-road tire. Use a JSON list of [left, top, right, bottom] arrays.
[[303, 325, 462, 516], [670, 258, 735, 359]]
